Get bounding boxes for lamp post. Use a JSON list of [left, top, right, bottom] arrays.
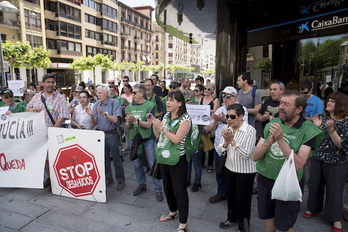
[[0, 1, 19, 89], [30, 12, 38, 85]]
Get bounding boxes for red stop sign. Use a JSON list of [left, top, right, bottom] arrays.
[[53, 144, 100, 197]]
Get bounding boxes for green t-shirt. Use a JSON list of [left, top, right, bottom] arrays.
[[125, 100, 155, 140], [256, 117, 324, 181], [6, 103, 26, 113], [114, 96, 127, 123]]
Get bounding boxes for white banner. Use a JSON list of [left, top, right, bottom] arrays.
[[48, 128, 106, 203], [186, 104, 211, 125], [0, 112, 48, 188]]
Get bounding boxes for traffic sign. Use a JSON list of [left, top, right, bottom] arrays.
[[53, 144, 101, 197]]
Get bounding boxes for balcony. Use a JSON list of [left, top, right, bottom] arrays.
[[57, 50, 83, 56], [134, 36, 141, 41], [121, 46, 128, 50], [102, 41, 116, 46], [0, 18, 19, 28], [121, 32, 129, 37]]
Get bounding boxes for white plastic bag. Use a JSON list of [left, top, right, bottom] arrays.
[[271, 150, 302, 202]]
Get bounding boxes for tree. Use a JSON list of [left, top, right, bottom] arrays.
[[70, 54, 113, 83], [255, 58, 272, 72], [2, 41, 31, 80], [2, 41, 51, 82]]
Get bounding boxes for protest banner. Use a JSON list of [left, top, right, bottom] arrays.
[[48, 128, 106, 203], [0, 112, 47, 188]]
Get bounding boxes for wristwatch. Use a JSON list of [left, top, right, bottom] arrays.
[[103, 112, 109, 118]]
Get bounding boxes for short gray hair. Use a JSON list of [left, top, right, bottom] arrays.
[[133, 83, 146, 94], [271, 81, 285, 90], [97, 85, 109, 93]]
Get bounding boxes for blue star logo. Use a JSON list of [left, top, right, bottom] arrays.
[[298, 21, 310, 34], [300, 4, 311, 15]]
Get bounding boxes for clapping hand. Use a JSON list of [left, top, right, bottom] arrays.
[[222, 127, 234, 144], [313, 114, 323, 128]]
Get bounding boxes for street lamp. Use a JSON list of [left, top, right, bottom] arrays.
[[0, 1, 19, 89], [30, 12, 38, 85]]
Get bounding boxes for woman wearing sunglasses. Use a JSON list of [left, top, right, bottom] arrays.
[[200, 83, 220, 173], [218, 103, 256, 232]]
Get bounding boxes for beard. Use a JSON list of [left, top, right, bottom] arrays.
[[279, 110, 296, 122]]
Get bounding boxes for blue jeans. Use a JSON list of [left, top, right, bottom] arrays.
[[105, 133, 125, 182], [187, 149, 203, 184], [214, 149, 226, 197], [132, 139, 162, 192]]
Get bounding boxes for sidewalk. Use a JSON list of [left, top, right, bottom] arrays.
[[0, 151, 347, 232]]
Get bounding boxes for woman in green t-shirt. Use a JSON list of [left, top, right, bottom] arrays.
[[149, 91, 191, 232]]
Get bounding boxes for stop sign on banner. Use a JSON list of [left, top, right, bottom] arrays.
[[53, 144, 100, 197]]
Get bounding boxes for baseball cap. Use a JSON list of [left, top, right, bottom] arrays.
[[169, 81, 180, 88], [0, 89, 13, 96], [221, 86, 237, 95]]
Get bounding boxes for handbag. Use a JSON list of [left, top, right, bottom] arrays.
[[216, 151, 227, 173], [202, 134, 214, 151], [129, 133, 143, 161], [149, 159, 162, 179], [271, 150, 302, 202]]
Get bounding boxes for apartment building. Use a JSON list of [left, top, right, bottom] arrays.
[[0, 0, 153, 87]]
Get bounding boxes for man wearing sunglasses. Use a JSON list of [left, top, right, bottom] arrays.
[[299, 80, 323, 121], [206, 86, 248, 204], [0, 89, 26, 114]]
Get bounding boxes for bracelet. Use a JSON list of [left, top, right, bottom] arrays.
[[160, 127, 166, 132], [161, 129, 167, 134], [137, 119, 140, 124], [328, 129, 335, 134]]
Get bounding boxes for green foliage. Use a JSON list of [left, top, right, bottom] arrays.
[[255, 58, 272, 72], [2, 41, 51, 79], [70, 54, 113, 71], [201, 69, 215, 74]]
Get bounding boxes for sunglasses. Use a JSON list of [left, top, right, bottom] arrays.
[[169, 86, 177, 89], [221, 94, 236, 99], [123, 80, 129, 82], [75, 91, 81, 94], [226, 114, 237, 120], [132, 91, 139, 95], [301, 91, 310, 94], [204, 88, 212, 91], [3, 95, 14, 99], [193, 89, 200, 92]]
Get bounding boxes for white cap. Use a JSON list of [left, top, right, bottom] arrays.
[[221, 86, 237, 95]]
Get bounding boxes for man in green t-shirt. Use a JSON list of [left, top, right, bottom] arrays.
[[252, 90, 323, 232], [125, 83, 163, 202], [0, 89, 26, 114]]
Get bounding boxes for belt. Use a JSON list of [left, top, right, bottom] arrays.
[[100, 129, 117, 134]]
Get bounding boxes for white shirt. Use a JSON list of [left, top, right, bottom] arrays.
[[210, 105, 248, 156], [218, 121, 257, 174], [75, 103, 95, 130]]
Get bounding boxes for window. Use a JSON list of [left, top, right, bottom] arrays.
[[24, 10, 42, 29], [47, 39, 57, 49], [58, 3, 81, 22], [168, 35, 173, 40], [263, 45, 269, 58], [84, 0, 101, 11], [59, 22, 81, 39], [168, 53, 173, 57], [168, 43, 173, 48], [103, 4, 117, 19], [102, 19, 117, 33], [26, 34, 42, 47]]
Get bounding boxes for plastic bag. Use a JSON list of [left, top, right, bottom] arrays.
[[271, 150, 302, 202]]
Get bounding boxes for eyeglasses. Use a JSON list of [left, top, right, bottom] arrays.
[[3, 95, 14, 99], [78, 96, 88, 99], [226, 114, 237, 120], [301, 91, 310, 95], [132, 91, 139, 95], [221, 94, 236, 99], [204, 88, 212, 91], [123, 80, 129, 82]]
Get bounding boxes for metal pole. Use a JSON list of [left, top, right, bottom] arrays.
[[31, 12, 37, 86], [0, 33, 6, 88]]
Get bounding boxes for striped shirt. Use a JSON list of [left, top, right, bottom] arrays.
[[27, 91, 70, 127], [217, 121, 257, 174]]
